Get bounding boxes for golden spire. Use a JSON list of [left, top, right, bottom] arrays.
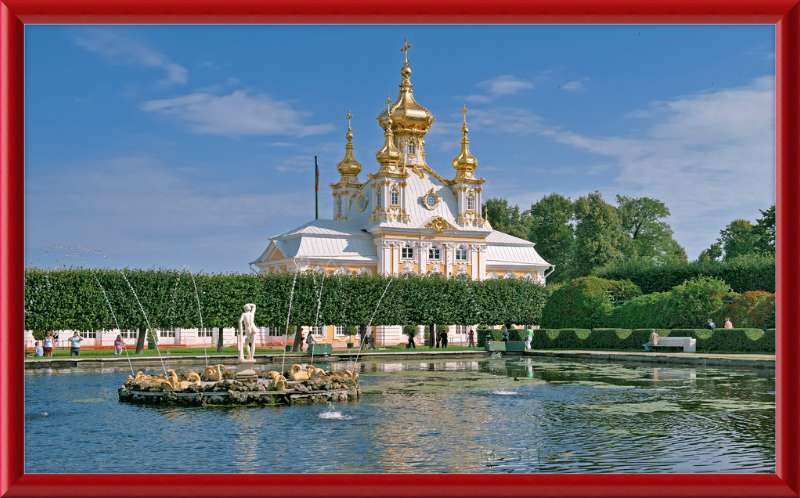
[[336, 110, 362, 179], [377, 40, 435, 133], [375, 96, 401, 170], [452, 104, 478, 181]]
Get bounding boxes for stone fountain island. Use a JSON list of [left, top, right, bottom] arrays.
[[118, 364, 361, 407]]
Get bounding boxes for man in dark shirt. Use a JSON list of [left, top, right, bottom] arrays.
[[707, 319, 716, 332]]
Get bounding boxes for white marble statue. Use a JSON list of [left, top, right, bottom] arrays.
[[237, 303, 258, 362]]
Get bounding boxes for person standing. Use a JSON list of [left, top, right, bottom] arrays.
[[68, 332, 83, 357], [114, 334, 123, 355], [298, 327, 305, 352], [42, 331, 54, 357], [724, 317, 734, 329], [707, 319, 716, 332], [305, 329, 315, 353], [644, 329, 659, 352], [467, 328, 475, 348], [501, 326, 509, 343], [524, 327, 534, 350], [441, 330, 448, 349]]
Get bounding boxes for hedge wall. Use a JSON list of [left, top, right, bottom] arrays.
[[593, 254, 775, 294], [529, 328, 774, 353], [24, 268, 549, 331]]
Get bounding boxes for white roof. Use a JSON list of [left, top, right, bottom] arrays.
[[272, 236, 376, 260], [271, 219, 368, 239], [485, 244, 550, 266]]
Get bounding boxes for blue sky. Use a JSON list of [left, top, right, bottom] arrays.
[[25, 25, 775, 273]]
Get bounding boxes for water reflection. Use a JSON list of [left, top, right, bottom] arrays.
[[24, 357, 774, 474]]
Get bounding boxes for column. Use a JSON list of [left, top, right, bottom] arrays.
[[418, 242, 429, 275]]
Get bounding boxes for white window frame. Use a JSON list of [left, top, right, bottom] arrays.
[[337, 196, 342, 215], [159, 329, 176, 338], [409, 141, 416, 154], [120, 330, 137, 339], [377, 189, 382, 207], [391, 187, 399, 206], [199, 328, 213, 337], [401, 247, 414, 260], [467, 193, 475, 211], [79, 330, 97, 339], [428, 247, 441, 261], [310, 326, 325, 339], [334, 325, 345, 339], [455, 247, 468, 261]]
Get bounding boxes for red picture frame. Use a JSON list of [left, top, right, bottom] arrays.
[[1, 1, 798, 496]]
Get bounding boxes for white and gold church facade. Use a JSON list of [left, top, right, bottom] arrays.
[[253, 45, 552, 346]]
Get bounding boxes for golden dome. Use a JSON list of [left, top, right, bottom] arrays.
[[452, 105, 478, 181], [377, 60, 435, 133], [336, 110, 362, 179], [375, 96, 401, 169]]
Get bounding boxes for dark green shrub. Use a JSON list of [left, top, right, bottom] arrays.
[[593, 254, 775, 294], [508, 326, 526, 341], [540, 276, 642, 329], [477, 326, 502, 347], [402, 324, 418, 337], [344, 325, 358, 339], [668, 328, 773, 353], [711, 291, 774, 329]]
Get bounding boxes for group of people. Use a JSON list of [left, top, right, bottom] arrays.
[[31, 331, 125, 357], [500, 326, 535, 349], [643, 316, 734, 352]]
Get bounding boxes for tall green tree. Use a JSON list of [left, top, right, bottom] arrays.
[[615, 195, 687, 265], [720, 219, 760, 261], [528, 193, 574, 282], [572, 191, 623, 277], [697, 242, 723, 264], [483, 198, 530, 240], [753, 204, 776, 255]]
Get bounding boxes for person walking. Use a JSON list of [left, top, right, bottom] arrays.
[[114, 334, 123, 355], [68, 332, 83, 357], [42, 331, 54, 357], [467, 328, 475, 348], [707, 319, 716, 332], [305, 329, 315, 353], [408, 331, 416, 349], [367, 330, 376, 350], [724, 317, 734, 329], [524, 327, 534, 350]]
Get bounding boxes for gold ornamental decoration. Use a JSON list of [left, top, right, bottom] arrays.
[[421, 188, 441, 210], [423, 217, 456, 234]]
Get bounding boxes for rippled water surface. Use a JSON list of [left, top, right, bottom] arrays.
[[24, 357, 775, 473]]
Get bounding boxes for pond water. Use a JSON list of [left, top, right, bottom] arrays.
[[24, 357, 775, 474]]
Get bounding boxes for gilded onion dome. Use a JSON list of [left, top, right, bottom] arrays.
[[336, 110, 362, 180], [452, 105, 479, 181], [375, 96, 401, 169], [377, 44, 435, 133]]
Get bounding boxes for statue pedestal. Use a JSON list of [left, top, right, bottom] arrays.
[[235, 359, 258, 383]]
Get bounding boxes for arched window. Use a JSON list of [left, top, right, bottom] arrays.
[[467, 193, 475, 211], [391, 186, 399, 206], [377, 189, 382, 207], [409, 141, 416, 154], [337, 196, 342, 215]]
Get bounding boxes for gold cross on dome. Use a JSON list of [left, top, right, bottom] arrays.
[[346, 110, 352, 129], [401, 38, 411, 62], [462, 104, 468, 124]]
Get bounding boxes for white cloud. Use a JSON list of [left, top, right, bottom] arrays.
[[74, 30, 187, 85], [141, 91, 336, 137], [562, 81, 584, 91], [541, 76, 775, 258], [478, 75, 533, 96]]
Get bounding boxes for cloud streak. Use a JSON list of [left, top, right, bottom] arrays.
[[74, 30, 187, 85], [142, 91, 336, 137]]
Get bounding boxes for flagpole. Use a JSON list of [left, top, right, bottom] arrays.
[[315, 156, 319, 220]]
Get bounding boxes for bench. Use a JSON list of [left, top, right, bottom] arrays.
[[652, 337, 696, 353], [309, 343, 333, 355], [486, 341, 506, 352]]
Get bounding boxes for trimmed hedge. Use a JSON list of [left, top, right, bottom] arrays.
[[593, 254, 775, 294], [529, 327, 774, 353], [477, 326, 502, 347], [25, 268, 549, 331]]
